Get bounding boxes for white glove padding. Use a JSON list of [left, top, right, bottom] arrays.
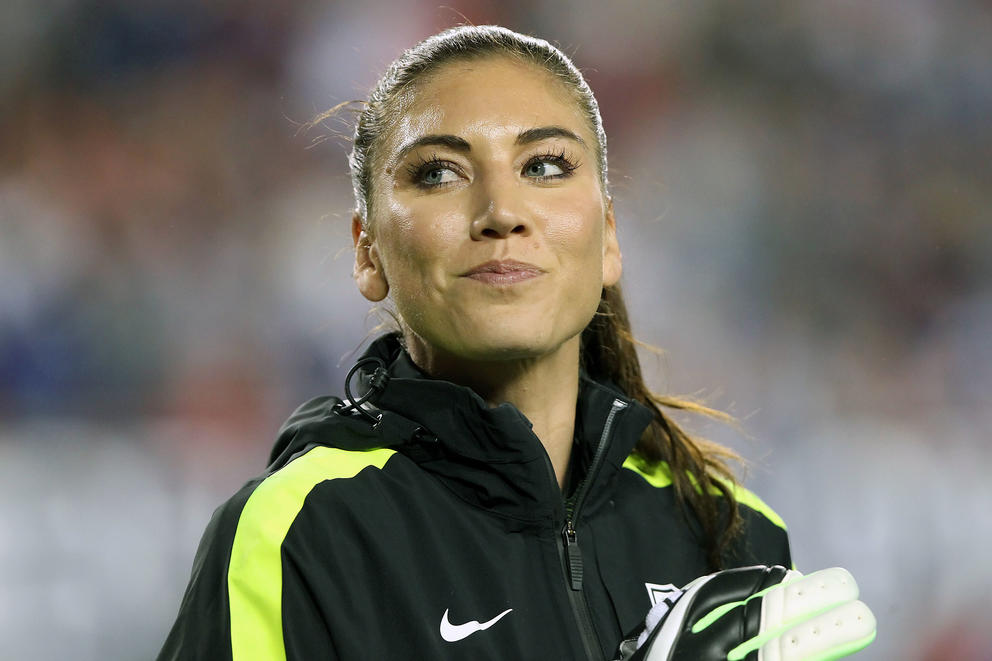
[[625, 565, 876, 661]]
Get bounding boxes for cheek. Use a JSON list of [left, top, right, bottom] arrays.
[[540, 193, 605, 261], [418, 206, 464, 254], [377, 201, 464, 288]]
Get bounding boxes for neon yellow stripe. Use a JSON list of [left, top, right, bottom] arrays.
[[622, 456, 787, 531], [622, 455, 674, 487], [228, 447, 395, 661]]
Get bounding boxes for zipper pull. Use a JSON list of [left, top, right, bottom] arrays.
[[562, 520, 583, 590]]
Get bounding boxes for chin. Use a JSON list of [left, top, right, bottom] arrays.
[[446, 318, 583, 363], [403, 295, 599, 365]]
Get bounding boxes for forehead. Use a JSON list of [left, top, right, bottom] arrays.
[[385, 57, 590, 156]]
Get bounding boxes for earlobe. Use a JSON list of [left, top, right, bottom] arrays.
[[602, 200, 622, 286], [352, 213, 389, 302]]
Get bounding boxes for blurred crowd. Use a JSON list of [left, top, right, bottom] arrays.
[[1, 1, 989, 659]]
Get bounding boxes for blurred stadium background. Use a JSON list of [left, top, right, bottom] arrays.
[[1, 1, 990, 659]]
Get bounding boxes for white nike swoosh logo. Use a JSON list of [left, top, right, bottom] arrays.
[[439, 607, 513, 642]]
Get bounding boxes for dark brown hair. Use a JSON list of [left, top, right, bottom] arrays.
[[331, 24, 742, 569], [582, 285, 743, 568]]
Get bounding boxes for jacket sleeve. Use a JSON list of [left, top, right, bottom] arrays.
[[157, 485, 341, 661], [157, 498, 242, 661]]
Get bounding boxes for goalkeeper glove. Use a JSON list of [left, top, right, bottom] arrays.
[[619, 565, 875, 661]]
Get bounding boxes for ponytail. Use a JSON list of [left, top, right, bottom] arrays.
[[580, 284, 743, 570]]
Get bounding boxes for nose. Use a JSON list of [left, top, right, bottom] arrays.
[[469, 178, 531, 240]]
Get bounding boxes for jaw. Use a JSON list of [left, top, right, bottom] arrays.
[[403, 326, 584, 407], [405, 284, 594, 360]]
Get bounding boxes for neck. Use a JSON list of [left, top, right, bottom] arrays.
[[406, 334, 581, 490]]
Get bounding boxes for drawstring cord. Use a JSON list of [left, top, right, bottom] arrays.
[[336, 356, 389, 424], [335, 354, 438, 449]]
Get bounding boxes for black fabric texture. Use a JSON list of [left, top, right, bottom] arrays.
[[157, 333, 792, 661]]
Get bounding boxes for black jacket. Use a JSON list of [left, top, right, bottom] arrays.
[[158, 334, 791, 660]]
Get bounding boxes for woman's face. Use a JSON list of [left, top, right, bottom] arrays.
[[353, 56, 621, 363]]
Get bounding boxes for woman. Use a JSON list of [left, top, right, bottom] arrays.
[[158, 26, 874, 660]]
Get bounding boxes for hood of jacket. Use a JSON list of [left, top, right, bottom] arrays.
[[267, 333, 655, 522]]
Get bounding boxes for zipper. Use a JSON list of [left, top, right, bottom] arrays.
[[545, 397, 628, 661], [563, 397, 628, 589]]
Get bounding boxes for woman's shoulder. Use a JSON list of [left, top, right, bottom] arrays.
[[199, 392, 417, 558], [619, 454, 792, 568], [620, 454, 787, 531], [204, 444, 402, 547]]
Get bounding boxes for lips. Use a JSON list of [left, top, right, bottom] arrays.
[[462, 260, 545, 285]]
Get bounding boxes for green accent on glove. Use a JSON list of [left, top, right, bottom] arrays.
[[805, 630, 876, 661], [725, 600, 851, 661], [690, 576, 802, 634]]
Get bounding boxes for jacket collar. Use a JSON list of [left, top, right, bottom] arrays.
[[363, 333, 655, 521]]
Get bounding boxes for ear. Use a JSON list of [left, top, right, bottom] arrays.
[[352, 212, 389, 302], [602, 197, 622, 287]]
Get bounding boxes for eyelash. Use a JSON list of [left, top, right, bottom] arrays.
[[405, 150, 580, 189]]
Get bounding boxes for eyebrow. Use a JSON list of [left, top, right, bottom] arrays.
[[393, 126, 586, 164], [515, 126, 586, 147]]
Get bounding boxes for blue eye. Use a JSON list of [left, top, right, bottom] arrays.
[[407, 155, 462, 189], [522, 151, 578, 181], [422, 166, 460, 186], [525, 161, 565, 178]]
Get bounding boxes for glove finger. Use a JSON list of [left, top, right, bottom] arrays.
[[760, 568, 860, 633], [757, 599, 876, 661]]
